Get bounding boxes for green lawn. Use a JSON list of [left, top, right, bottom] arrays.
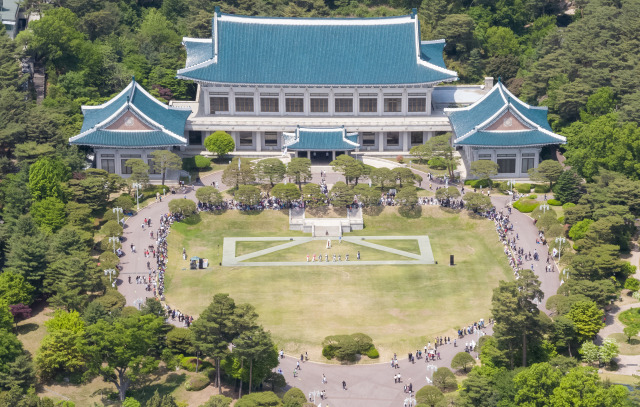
[[370, 239, 422, 255], [607, 333, 640, 355], [165, 206, 512, 359], [235, 240, 292, 257]]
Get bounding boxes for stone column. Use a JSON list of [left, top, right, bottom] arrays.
[[255, 132, 262, 152], [378, 132, 384, 152]]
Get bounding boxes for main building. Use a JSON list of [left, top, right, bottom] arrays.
[[71, 8, 565, 180]]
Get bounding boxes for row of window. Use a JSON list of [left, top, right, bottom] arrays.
[[189, 131, 427, 147], [99, 154, 160, 174], [478, 153, 535, 173], [210, 95, 427, 114]]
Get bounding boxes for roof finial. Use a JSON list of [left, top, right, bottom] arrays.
[[411, 8, 417, 17], [215, 5, 220, 15], [132, 76, 135, 83], [126, 96, 130, 104], [498, 76, 502, 83]]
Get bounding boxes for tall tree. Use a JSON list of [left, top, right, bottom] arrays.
[[424, 134, 459, 178], [0, 271, 35, 306], [255, 158, 286, 186], [270, 183, 300, 203], [150, 150, 183, 186], [329, 181, 353, 207], [512, 362, 561, 407], [301, 183, 325, 207], [191, 294, 240, 394], [492, 269, 544, 368], [196, 186, 224, 206], [566, 301, 604, 343], [234, 185, 262, 206], [330, 155, 366, 185], [528, 160, 564, 189], [286, 158, 312, 191], [204, 131, 235, 158], [222, 158, 255, 190], [28, 156, 70, 201], [370, 167, 395, 190], [36, 309, 86, 380], [469, 160, 499, 183], [85, 313, 165, 401], [125, 158, 150, 186]]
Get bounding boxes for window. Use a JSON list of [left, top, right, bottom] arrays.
[[362, 132, 376, 146], [335, 98, 353, 113], [188, 131, 202, 145], [120, 154, 141, 175], [384, 98, 401, 113], [411, 132, 423, 145], [497, 155, 516, 173], [359, 98, 377, 113], [239, 132, 253, 146], [522, 158, 534, 173], [148, 159, 159, 174], [210, 96, 228, 113], [408, 97, 426, 112], [478, 154, 492, 159], [310, 98, 328, 113], [285, 98, 304, 113], [235, 97, 254, 112], [386, 132, 400, 146], [101, 159, 115, 173], [260, 98, 279, 112], [264, 132, 278, 146]]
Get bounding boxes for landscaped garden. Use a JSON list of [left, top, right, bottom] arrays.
[[164, 205, 513, 358]]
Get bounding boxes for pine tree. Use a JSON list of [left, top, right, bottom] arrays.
[[553, 169, 582, 204], [47, 255, 100, 311]]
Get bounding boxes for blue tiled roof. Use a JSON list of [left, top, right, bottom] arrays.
[[70, 130, 184, 147], [420, 41, 446, 69], [178, 14, 458, 85], [455, 130, 564, 147], [446, 81, 565, 147], [72, 79, 190, 148], [183, 39, 213, 69], [285, 128, 359, 150]]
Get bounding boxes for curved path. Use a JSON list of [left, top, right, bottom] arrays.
[[115, 166, 563, 406]]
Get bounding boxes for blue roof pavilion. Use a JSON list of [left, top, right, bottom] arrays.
[[446, 81, 566, 148], [178, 11, 458, 86], [70, 79, 191, 148], [283, 127, 359, 151]]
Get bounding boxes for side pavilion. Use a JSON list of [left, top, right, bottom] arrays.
[[446, 80, 566, 178], [69, 78, 192, 178]]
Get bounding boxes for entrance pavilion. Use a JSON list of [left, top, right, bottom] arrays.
[[282, 127, 359, 163]]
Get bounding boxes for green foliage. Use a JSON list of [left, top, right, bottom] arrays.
[[28, 156, 70, 201], [370, 167, 395, 190], [255, 158, 286, 186], [469, 160, 499, 181], [0, 301, 13, 332], [329, 181, 353, 208], [432, 367, 457, 392], [396, 186, 419, 207], [286, 158, 312, 191], [553, 170, 582, 204], [235, 391, 282, 407], [366, 347, 379, 359], [180, 356, 212, 372], [0, 329, 27, 389], [204, 131, 235, 157], [185, 374, 210, 391], [222, 158, 255, 189], [199, 395, 233, 407], [168, 199, 197, 215], [451, 352, 475, 372], [598, 338, 619, 365], [528, 161, 564, 188], [0, 271, 35, 305], [282, 387, 306, 405], [36, 310, 86, 380], [427, 157, 447, 169], [113, 195, 135, 212], [623, 325, 639, 343], [568, 219, 593, 241], [330, 154, 367, 185], [513, 362, 561, 406], [533, 184, 551, 193], [513, 198, 539, 213], [435, 186, 461, 201], [392, 167, 420, 188], [194, 155, 212, 169], [92, 289, 126, 313], [31, 197, 67, 233], [515, 183, 532, 193], [122, 398, 141, 407], [547, 199, 561, 206], [620, 308, 640, 329], [150, 150, 183, 186], [464, 178, 491, 188], [322, 333, 376, 362], [415, 385, 444, 406], [578, 342, 599, 365], [271, 183, 301, 203], [196, 186, 223, 206], [301, 183, 325, 207], [234, 185, 262, 206], [625, 277, 640, 292], [566, 301, 604, 343]]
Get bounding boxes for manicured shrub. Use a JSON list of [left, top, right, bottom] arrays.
[[283, 387, 306, 404], [515, 183, 531, 193], [562, 202, 576, 210], [180, 355, 212, 372], [396, 155, 404, 163], [322, 333, 377, 362], [558, 216, 565, 224], [194, 155, 211, 169], [113, 195, 135, 212], [528, 194, 537, 199], [185, 374, 209, 391], [548, 199, 562, 206], [625, 277, 640, 292], [463, 178, 491, 188], [182, 156, 196, 171], [513, 198, 539, 213], [533, 184, 551, 193], [366, 347, 380, 359]]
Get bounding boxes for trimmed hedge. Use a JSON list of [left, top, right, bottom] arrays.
[[562, 202, 576, 210], [528, 194, 537, 199], [463, 179, 491, 188], [548, 199, 562, 206], [533, 184, 551, 193], [558, 216, 565, 224], [194, 155, 211, 169], [513, 198, 539, 213], [180, 356, 212, 372], [322, 333, 377, 361], [366, 347, 380, 359], [515, 183, 532, 193], [185, 374, 209, 391]]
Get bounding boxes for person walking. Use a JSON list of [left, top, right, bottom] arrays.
[[342, 381, 347, 390]]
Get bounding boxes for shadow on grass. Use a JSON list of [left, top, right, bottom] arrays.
[[363, 206, 383, 216], [128, 372, 187, 404], [16, 323, 39, 335], [183, 213, 202, 225], [398, 206, 422, 218], [240, 210, 263, 216], [307, 206, 330, 217]]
